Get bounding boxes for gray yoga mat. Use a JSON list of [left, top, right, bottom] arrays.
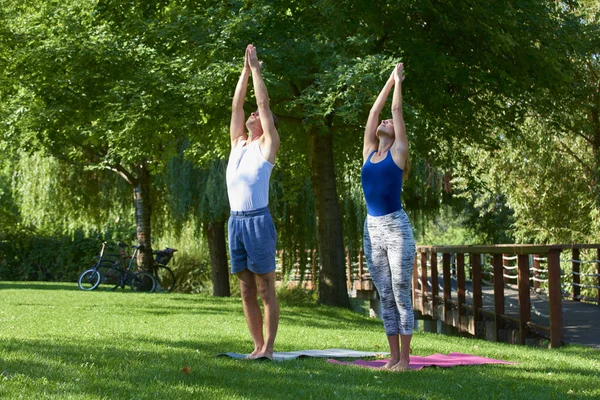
[[218, 348, 389, 361]]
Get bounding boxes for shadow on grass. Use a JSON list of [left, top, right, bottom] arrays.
[[0, 281, 79, 291], [2, 336, 599, 399]]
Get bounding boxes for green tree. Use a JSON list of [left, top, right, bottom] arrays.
[[449, 1, 600, 244], [3, 0, 595, 307], [187, 0, 587, 306], [160, 150, 231, 296], [2, 0, 205, 267]]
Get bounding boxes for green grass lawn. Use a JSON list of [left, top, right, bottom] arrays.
[[1, 282, 598, 399]]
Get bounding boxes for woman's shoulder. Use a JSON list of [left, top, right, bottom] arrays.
[[362, 146, 377, 165]]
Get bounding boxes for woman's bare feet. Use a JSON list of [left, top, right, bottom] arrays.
[[390, 357, 410, 371], [380, 358, 400, 369]]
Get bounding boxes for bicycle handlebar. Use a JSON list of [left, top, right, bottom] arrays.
[[152, 247, 178, 254]]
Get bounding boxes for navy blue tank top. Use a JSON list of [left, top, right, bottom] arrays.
[[361, 150, 404, 216]]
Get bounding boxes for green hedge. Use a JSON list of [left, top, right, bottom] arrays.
[[0, 230, 105, 282]]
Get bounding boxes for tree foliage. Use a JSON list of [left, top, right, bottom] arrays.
[[2, 0, 599, 300]]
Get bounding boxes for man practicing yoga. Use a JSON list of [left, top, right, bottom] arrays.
[[361, 63, 416, 371], [226, 44, 280, 360]]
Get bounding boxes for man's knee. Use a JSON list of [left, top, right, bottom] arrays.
[[240, 283, 258, 303], [238, 271, 258, 301], [256, 273, 276, 303]]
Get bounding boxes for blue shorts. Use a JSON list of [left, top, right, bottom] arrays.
[[228, 207, 277, 275]]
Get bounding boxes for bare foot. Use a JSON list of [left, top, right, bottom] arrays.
[[245, 348, 263, 359], [380, 359, 399, 370], [390, 358, 410, 371], [253, 350, 273, 360]]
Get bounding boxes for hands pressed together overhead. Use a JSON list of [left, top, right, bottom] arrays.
[[245, 44, 262, 71], [390, 62, 405, 83]]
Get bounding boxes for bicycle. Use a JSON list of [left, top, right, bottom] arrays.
[[115, 243, 177, 292], [152, 247, 177, 293], [78, 242, 156, 292], [77, 240, 120, 291], [112, 243, 176, 292]]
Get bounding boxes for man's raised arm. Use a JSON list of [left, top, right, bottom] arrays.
[[230, 47, 250, 147], [247, 44, 279, 163]]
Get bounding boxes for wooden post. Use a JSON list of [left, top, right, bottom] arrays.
[[442, 253, 451, 321], [572, 248, 580, 302], [412, 257, 418, 310], [471, 253, 482, 336], [533, 254, 541, 291], [492, 253, 505, 341], [503, 254, 510, 284], [295, 250, 300, 280], [311, 249, 317, 289], [281, 250, 286, 278], [420, 251, 428, 315], [346, 248, 351, 290], [547, 249, 563, 347], [357, 249, 363, 291], [517, 254, 531, 345], [431, 251, 438, 317], [457, 253, 465, 332], [597, 248, 600, 304]]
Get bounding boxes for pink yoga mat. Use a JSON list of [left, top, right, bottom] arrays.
[[328, 352, 517, 370]]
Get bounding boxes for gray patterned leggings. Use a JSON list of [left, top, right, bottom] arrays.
[[364, 209, 416, 336]]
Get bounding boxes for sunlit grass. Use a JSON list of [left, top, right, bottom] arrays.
[[0, 282, 598, 399]]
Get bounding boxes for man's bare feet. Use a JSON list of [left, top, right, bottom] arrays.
[[252, 349, 273, 360], [245, 347, 264, 359]]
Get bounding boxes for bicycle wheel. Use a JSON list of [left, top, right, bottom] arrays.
[[96, 264, 122, 291], [154, 265, 176, 292], [78, 268, 101, 290], [130, 272, 156, 293]]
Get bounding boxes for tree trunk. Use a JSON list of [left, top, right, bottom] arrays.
[[205, 219, 231, 297], [133, 163, 154, 270], [306, 127, 350, 308], [591, 95, 600, 207]]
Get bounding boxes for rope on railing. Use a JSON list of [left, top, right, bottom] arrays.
[[503, 255, 518, 261], [564, 282, 600, 290], [531, 304, 550, 318], [531, 276, 549, 283], [533, 257, 547, 262], [416, 275, 433, 288], [560, 259, 600, 264], [503, 265, 518, 270], [417, 262, 597, 287], [571, 271, 600, 277]]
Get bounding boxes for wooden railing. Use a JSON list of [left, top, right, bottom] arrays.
[[279, 244, 600, 347], [413, 245, 600, 348]]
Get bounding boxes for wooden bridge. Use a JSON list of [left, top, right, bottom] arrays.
[[280, 244, 600, 349]]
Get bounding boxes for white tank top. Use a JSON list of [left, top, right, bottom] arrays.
[[226, 140, 274, 212]]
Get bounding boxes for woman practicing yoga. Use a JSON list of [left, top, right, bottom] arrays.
[[361, 63, 416, 371]]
